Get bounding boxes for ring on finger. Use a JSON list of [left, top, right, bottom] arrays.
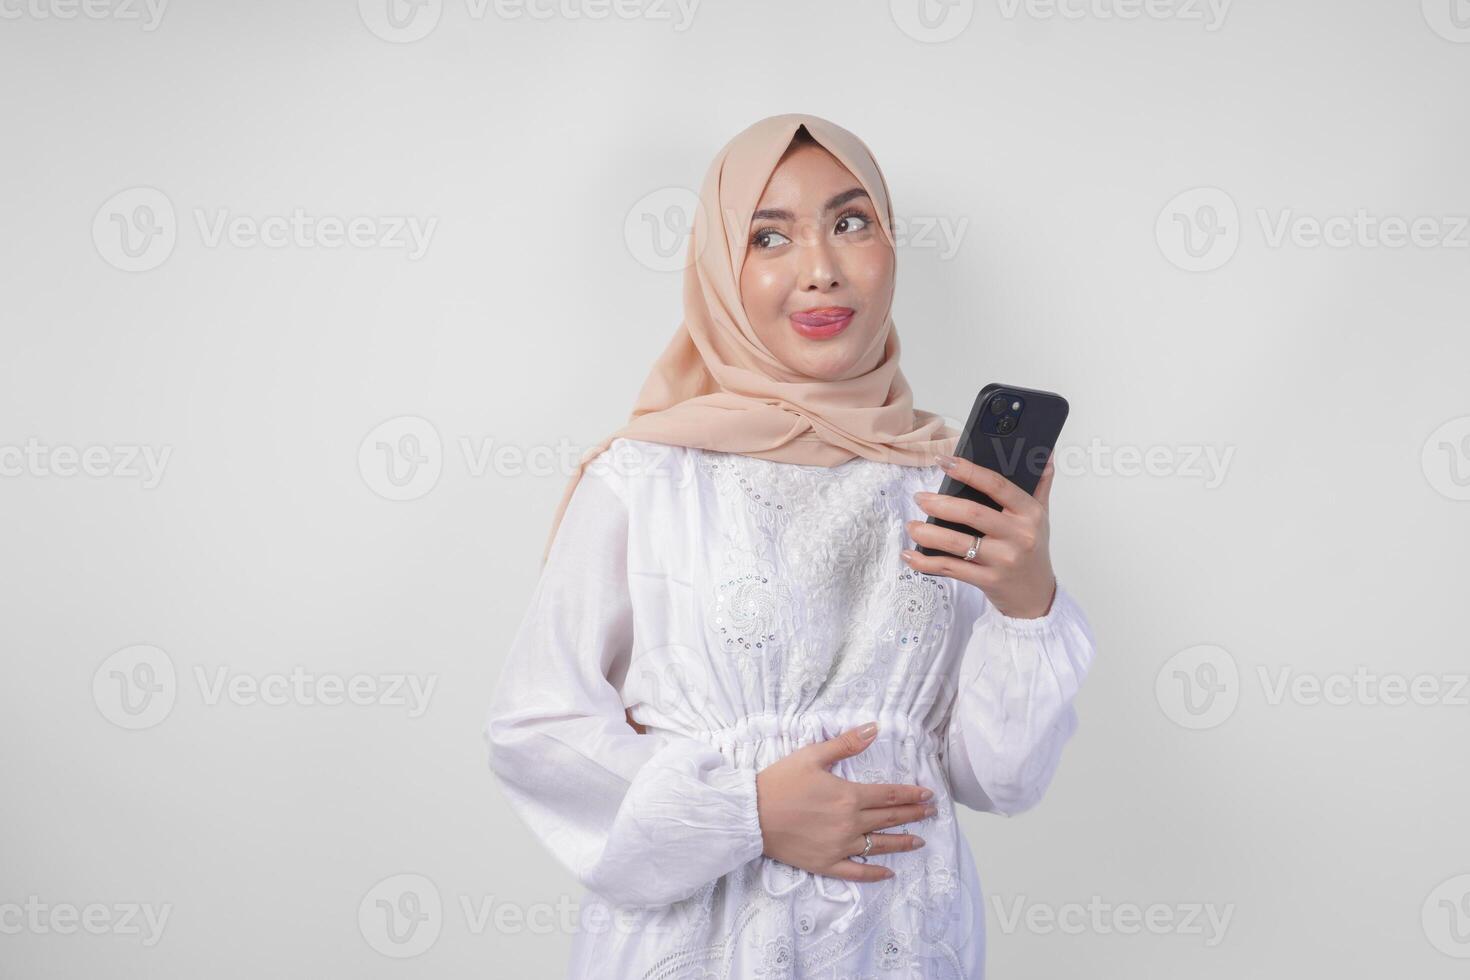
[[855, 833, 873, 863], [963, 534, 980, 562]]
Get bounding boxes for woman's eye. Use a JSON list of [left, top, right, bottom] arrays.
[[835, 211, 871, 235], [752, 228, 792, 249]]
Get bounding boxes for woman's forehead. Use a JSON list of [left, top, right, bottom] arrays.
[[754, 145, 866, 210]]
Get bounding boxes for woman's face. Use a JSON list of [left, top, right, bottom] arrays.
[[738, 143, 895, 381]]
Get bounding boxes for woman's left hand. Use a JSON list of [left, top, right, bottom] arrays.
[[902, 453, 1058, 620]]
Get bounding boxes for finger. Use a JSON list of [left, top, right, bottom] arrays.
[[906, 519, 1001, 563], [938, 456, 1034, 514], [847, 831, 925, 857], [1034, 455, 1056, 510], [859, 803, 937, 833], [852, 781, 933, 809], [914, 491, 1021, 540], [805, 722, 879, 768], [902, 547, 1002, 587], [824, 859, 896, 883]]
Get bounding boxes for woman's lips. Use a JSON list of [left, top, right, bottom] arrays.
[[789, 306, 855, 339]]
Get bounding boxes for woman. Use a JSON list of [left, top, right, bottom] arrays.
[[485, 113, 1096, 979]]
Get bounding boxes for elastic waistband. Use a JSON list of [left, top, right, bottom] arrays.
[[684, 711, 943, 759]]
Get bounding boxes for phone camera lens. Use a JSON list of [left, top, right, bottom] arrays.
[[997, 416, 1017, 435], [988, 395, 1008, 416]]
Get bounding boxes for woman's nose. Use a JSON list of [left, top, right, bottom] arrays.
[[799, 236, 841, 292]]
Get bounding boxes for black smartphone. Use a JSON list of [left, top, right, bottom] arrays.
[[917, 383, 1069, 558]]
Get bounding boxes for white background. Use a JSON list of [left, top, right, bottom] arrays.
[[2, 0, 1468, 977]]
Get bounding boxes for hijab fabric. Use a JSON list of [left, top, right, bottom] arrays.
[[542, 113, 960, 564]]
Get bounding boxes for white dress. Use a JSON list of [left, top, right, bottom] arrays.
[[485, 437, 1097, 980]]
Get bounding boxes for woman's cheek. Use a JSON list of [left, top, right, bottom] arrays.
[[849, 250, 895, 326], [744, 264, 790, 324], [856, 246, 895, 295]]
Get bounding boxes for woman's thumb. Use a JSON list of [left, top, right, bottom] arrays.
[[811, 721, 879, 767]]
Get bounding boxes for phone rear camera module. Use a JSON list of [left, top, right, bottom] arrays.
[[979, 390, 1026, 436]]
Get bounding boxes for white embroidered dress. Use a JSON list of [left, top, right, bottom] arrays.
[[485, 437, 1097, 980]]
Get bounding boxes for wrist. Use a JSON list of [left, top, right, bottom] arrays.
[[753, 770, 770, 856], [994, 577, 1057, 620]]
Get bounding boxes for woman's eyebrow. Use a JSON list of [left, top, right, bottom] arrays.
[[750, 187, 870, 223]]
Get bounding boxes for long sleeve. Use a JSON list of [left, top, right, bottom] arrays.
[[940, 581, 1097, 816], [484, 463, 766, 908]]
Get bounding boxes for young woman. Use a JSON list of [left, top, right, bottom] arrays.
[[485, 113, 1097, 979]]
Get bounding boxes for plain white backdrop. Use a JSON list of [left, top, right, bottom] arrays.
[[2, 0, 1468, 976]]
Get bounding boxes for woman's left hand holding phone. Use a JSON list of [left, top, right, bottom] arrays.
[[901, 453, 1058, 620]]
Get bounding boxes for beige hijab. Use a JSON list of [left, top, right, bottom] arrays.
[[542, 112, 960, 564]]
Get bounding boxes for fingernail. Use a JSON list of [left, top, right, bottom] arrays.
[[919, 788, 934, 801], [901, 549, 919, 562], [881, 868, 895, 879], [924, 805, 938, 818], [914, 491, 935, 502], [857, 722, 878, 739], [912, 836, 926, 848], [935, 454, 957, 471]]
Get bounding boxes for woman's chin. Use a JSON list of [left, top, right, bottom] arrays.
[[785, 349, 870, 381], [756, 321, 883, 380], [791, 333, 884, 380]]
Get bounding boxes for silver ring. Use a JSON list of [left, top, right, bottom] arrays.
[[963, 534, 980, 562], [856, 833, 873, 862]]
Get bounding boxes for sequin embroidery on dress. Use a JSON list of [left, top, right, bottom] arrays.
[[621, 447, 975, 979]]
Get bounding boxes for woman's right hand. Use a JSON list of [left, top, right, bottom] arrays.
[[754, 721, 935, 882]]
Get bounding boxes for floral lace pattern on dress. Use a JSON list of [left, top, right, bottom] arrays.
[[699, 451, 955, 702], [624, 449, 972, 978]]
